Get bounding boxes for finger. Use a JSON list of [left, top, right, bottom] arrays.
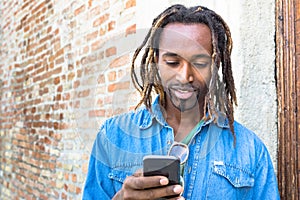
[[125, 175, 169, 190], [132, 169, 143, 177], [131, 184, 183, 200], [170, 196, 185, 200]]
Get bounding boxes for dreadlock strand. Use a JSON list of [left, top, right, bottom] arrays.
[[131, 25, 156, 93], [218, 15, 236, 107], [226, 97, 236, 145], [207, 61, 218, 117], [131, 50, 143, 93], [210, 35, 221, 117]]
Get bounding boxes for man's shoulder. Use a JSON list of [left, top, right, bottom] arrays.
[[233, 121, 268, 151], [233, 121, 259, 139], [103, 106, 153, 128], [233, 121, 255, 135]]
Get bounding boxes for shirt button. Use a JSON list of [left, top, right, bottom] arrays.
[[167, 140, 172, 145], [192, 139, 196, 145], [188, 167, 192, 174]]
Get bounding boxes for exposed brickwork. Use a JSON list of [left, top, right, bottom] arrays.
[[0, 0, 136, 199]]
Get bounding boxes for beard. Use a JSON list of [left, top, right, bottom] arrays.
[[166, 84, 207, 112]]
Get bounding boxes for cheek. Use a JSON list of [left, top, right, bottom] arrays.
[[158, 66, 174, 84], [205, 72, 212, 85], [195, 69, 211, 85]]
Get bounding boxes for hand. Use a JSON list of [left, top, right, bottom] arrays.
[[112, 170, 184, 200]]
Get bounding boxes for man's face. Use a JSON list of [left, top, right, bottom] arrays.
[[157, 23, 213, 112]]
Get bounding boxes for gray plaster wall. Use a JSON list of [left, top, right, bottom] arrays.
[[233, 1, 278, 170], [137, 0, 278, 168]]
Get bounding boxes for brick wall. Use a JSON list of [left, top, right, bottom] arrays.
[[0, 0, 136, 199]]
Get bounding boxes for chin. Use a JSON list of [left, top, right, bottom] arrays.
[[172, 98, 199, 112]]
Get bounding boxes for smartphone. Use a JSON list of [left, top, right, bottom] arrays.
[[143, 155, 180, 199]]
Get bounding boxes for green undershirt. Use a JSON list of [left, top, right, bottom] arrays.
[[180, 119, 205, 176], [181, 119, 205, 145]]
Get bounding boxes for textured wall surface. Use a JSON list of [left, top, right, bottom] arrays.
[[0, 0, 136, 199], [0, 0, 277, 199], [234, 0, 277, 168]]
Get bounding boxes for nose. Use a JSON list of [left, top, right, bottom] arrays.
[[177, 61, 194, 83]]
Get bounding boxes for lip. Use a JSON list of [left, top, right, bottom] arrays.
[[171, 85, 196, 92], [170, 87, 196, 99]]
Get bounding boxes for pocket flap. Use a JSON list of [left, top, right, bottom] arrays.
[[108, 169, 134, 183], [213, 161, 254, 188]]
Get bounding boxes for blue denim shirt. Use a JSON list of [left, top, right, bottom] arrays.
[[83, 97, 280, 199]]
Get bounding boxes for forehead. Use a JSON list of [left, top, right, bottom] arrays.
[[158, 23, 212, 56]]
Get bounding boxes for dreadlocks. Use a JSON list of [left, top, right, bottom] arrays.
[[131, 4, 237, 140]]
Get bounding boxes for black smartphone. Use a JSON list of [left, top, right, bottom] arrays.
[[143, 155, 180, 199]]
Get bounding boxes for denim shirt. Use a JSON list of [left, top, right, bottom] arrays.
[[83, 97, 280, 200]]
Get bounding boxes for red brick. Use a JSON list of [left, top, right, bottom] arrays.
[[76, 187, 82, 194], [51, 66, 62, 76], [54, 77, 60, 85], [24, 25, 30, 32], [108, 81, 130, 92], [100, 27, 106, 36], [31, 2, 46, 15], [93, 13, 109, 27], [108, 71, 116, 81], [74, 5, 85, 16], [86, 30, 98, 41], [67, 72, 75, 81], [77, 89, 90, 98], [109, 54, 130, 68], [105, 47, 117, 57], [55, 94, 62, 101], [64, 174, 69, 181], [126, 24, 136, 36], [89, 109, 105, 117], [73, 80, 80, 88], [82, 45, 89, 55], [108, 21, 116, 31], [98, 74, 105, 84], [126, 0, 136, 8], [90, 5, 101, 16], [72, 174, 77, 182], [62, 193, 67, 199], [82, 163, 88, 174], [92, 40, 104, 51], [88, 0, 93, 8], [55, 56, 64, 65]]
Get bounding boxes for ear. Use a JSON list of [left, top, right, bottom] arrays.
[[154, 55, 158, 63], [153, 50, 158, 63]]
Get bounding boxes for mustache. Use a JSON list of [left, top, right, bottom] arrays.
[[169, 84, 199, 91]]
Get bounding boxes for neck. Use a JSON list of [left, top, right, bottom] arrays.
[[164, 99, 204, 141]]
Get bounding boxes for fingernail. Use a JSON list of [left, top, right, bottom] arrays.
[[173, 185, 183, 194], [160, 178, 168, 185]]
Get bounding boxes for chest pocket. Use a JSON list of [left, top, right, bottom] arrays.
[[206, 162, 254, 200], [108, 164, 142, 193]]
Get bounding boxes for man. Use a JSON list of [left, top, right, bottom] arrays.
[[83, 4, 280, 200]]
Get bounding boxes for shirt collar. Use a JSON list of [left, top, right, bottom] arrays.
[[139, 95, 229, 129], [203, 112, 229, 128]]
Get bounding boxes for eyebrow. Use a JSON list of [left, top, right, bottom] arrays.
[[161, 52, 179, 58], [162, 52, 211, 60], [191, 54, 211, 60]]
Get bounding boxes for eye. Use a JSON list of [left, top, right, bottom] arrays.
[[193, 62, 209, 68], [165, 60, 180, 67]]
